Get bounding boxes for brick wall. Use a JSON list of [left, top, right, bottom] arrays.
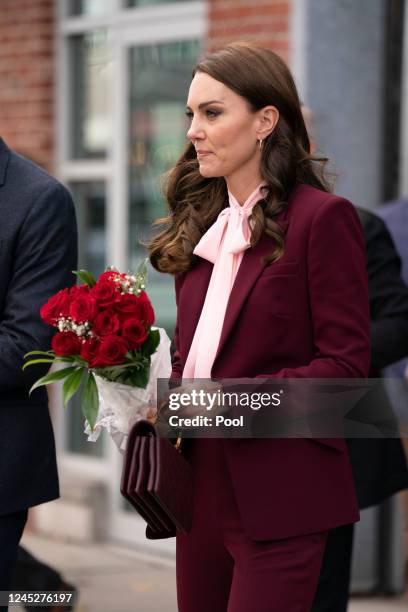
[[0, 0, 55, 171], [207, 0, 291, 63]]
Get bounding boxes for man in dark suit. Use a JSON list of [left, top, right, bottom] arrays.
[[312, 208, 408, 611], [0, 138, 77, 602], [379, 198, 408, 283]]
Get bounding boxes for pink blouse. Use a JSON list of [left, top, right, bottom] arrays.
[[182, 183, 267, 379]]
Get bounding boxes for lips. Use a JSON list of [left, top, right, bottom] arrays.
[[196, 150, 213, 158]]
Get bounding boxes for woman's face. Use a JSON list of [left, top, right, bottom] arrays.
[[186, 72, 276, 184]]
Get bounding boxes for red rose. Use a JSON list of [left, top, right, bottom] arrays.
[[137, 291, 155, 326], [96, 335, 128, 366], [92, 309, 121, 337], [91, 280, 118, 308], [69, 294, 97, 323], [40, 289, 71, 325], [80, 337, 100, 366], [121, 318, 148, 350], [114, 293, 139, 315], [68, 285, 90, 303], [52, 331, 81, 356]]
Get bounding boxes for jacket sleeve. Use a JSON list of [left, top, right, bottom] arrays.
[[256, 197, 371, 379], [0, 181, 78, 388], [363, 213, 408, 372]]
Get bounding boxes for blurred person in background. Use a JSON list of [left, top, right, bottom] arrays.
[[0, 138, 77, 610], [302, 106, 408, 612], [148, 43, 370, 611], [378, 198, 408, 421]]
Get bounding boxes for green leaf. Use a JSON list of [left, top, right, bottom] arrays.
[[52, 356, 79, 365], [24, 356, 78, 370], [81, 371, 99, 430], [62, 367, 86, 407], [73, 269, 97, 288], [29, 366, 78, 395], [24, 350, 55, 359], [23, 358, 55, 370], [109, 369, 127, 381], [67, 355, 87, 366], [134, 257, 148, 286], [141, 329, 160, 357], [136, 257, 148, 276], [129, 365, 150, 388], [96, 360, 142, 373]]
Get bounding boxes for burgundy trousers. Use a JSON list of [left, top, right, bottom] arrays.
[[176, 440, 328, 612]]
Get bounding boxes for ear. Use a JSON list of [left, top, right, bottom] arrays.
[[256, 106, 279, 140]]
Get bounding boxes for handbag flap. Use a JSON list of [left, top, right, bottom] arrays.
[[134, 437, 174, 532], [148, 437, 193, 534], [120, 421, 140, 499], [121, 432, 162, 531]]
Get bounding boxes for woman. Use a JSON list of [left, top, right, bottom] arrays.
[[148, 42, 370, 612]]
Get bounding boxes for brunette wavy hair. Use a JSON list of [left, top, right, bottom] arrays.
[[148, 42, 332, 275]]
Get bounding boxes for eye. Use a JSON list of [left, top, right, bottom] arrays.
[[185, 108, 221, 121], [206, 109, 220, 119]]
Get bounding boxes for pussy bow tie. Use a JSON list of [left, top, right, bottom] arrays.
[[193, 184, 266, 264]]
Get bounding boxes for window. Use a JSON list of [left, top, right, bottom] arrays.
[[128, 0, 190, 7], [69, 0, 109, 16], [128, 40, 199, 334], [70, 182, 106, 277], [70, 31, 111, 158]]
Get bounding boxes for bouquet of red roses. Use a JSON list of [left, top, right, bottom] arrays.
[[24, 261, 170, 435]]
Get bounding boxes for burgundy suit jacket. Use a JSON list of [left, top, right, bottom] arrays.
[[171, 183, 371, 540]]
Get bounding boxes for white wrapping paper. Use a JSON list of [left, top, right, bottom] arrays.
[[85, 327, 172, 453]]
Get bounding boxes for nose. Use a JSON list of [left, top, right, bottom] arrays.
[[187, 115, 205, 143]]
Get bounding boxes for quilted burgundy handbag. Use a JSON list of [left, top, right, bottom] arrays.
[[120, 419, 193, 538]]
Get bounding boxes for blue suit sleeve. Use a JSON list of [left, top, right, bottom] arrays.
[[0, 181, 78, 388]]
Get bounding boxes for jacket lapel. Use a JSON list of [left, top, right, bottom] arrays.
[[213, 215, 290, 369]]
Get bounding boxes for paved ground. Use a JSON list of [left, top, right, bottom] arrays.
[[16, 533, 407, 612]]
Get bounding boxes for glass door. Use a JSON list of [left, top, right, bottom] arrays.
[[128, 40, 200, 335]]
